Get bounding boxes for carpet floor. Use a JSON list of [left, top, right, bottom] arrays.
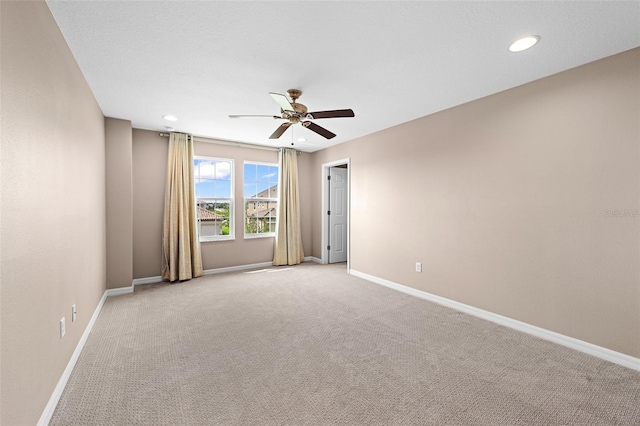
[[51, 263, 640, 425]]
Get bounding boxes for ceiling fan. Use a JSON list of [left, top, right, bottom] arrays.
[[229, 89, 355, 140]]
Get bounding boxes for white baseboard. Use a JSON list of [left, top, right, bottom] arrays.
[[105, 286, 134, 296], [205, 258, 324, 273], [350, 269, 640, 372], [133, 260, 325, 286], [132, 276, 163, 286], [202, 261, 274, 275]]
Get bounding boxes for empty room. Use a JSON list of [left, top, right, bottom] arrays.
[[1, 1, 639, 425]]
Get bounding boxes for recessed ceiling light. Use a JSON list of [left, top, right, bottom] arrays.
[[164, 126, 175, 131], [509, 35, 540, 53], [297, 137, 306, 142], [163, 115, 178, 121]]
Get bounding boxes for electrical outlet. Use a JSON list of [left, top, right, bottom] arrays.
[[60, 317, 66, 338], [72, 304, 77, 322], [416, 262, 422, 273]]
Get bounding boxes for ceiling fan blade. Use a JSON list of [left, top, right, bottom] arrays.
[[302, 121, 336, 139], [229, 115, 284, 119], [269, 92, 296, 112], [306, 109, 355, 119], [269, 122, 292, 139]]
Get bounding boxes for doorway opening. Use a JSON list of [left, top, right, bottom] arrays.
[[321, 158, 350, 270]]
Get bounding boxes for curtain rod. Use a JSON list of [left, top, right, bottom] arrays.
[[158, 132, 283, 152]]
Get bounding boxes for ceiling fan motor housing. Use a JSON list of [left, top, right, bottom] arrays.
[[282, 95, 308, 123], [292, 103, 307, 114]]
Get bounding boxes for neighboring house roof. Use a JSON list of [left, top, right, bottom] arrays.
[[250, 184, 277, 199], [197, 207, 223, 221]]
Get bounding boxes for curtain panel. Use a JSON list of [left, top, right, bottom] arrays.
[[162, 132, 203, 281], [273, 148, 305, 266]]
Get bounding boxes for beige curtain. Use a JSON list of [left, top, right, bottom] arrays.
[[162, 133, 203, 281], [273, 148, 305, 266]]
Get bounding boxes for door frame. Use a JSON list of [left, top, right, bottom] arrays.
[[321, 158, 351, 269]]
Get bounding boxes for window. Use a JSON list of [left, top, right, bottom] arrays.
[[243, 162, 278, 237], [194, 157, 234, 241]]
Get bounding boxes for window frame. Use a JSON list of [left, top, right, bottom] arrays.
[[194, 156, 235, 242], [243, 161, 279, 239]]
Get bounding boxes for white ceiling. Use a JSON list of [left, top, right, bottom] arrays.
[[46, 1, 639, 152]]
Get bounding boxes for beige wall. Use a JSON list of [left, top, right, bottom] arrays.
[[0, 2, 107, 424], [105, 118, 133, 289], [310, 48, 640, 358], [132, 131, 313, 278], [132, 129, 167, 279], [297, 152, 314, 258]]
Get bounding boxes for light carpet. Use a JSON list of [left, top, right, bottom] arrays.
[[51, 263, 640, 425]]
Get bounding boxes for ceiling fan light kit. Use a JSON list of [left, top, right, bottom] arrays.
[[230, 89, 355, 140]]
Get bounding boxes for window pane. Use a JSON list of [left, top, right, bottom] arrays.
[[268, 166, 279, 184], [257, 164, 270, 181], [215, 180, 231, 198], [199, 221, 218, 238], [245, 217, 257, 234], [244, 163, 257, 181], [198, 200, 225, 237], [198, 160, 217, 180], [214, 201, 230, 216], [256, 183, 271, 198], [245, 200, 277, 234], [244, 182, 257, 198], [216, 161, 232, 180], [194, 159, 233, 197], [195, 180, 214, 198], [245, 201, 256, 218]]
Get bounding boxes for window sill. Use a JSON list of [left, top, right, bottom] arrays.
[[244, 233, 275, 240], [199, 236, 235, 243]]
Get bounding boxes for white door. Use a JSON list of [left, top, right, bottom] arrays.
[[328, 167, 348, 263]]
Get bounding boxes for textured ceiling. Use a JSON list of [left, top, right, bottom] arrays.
[[46, 1, 639, 152]]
